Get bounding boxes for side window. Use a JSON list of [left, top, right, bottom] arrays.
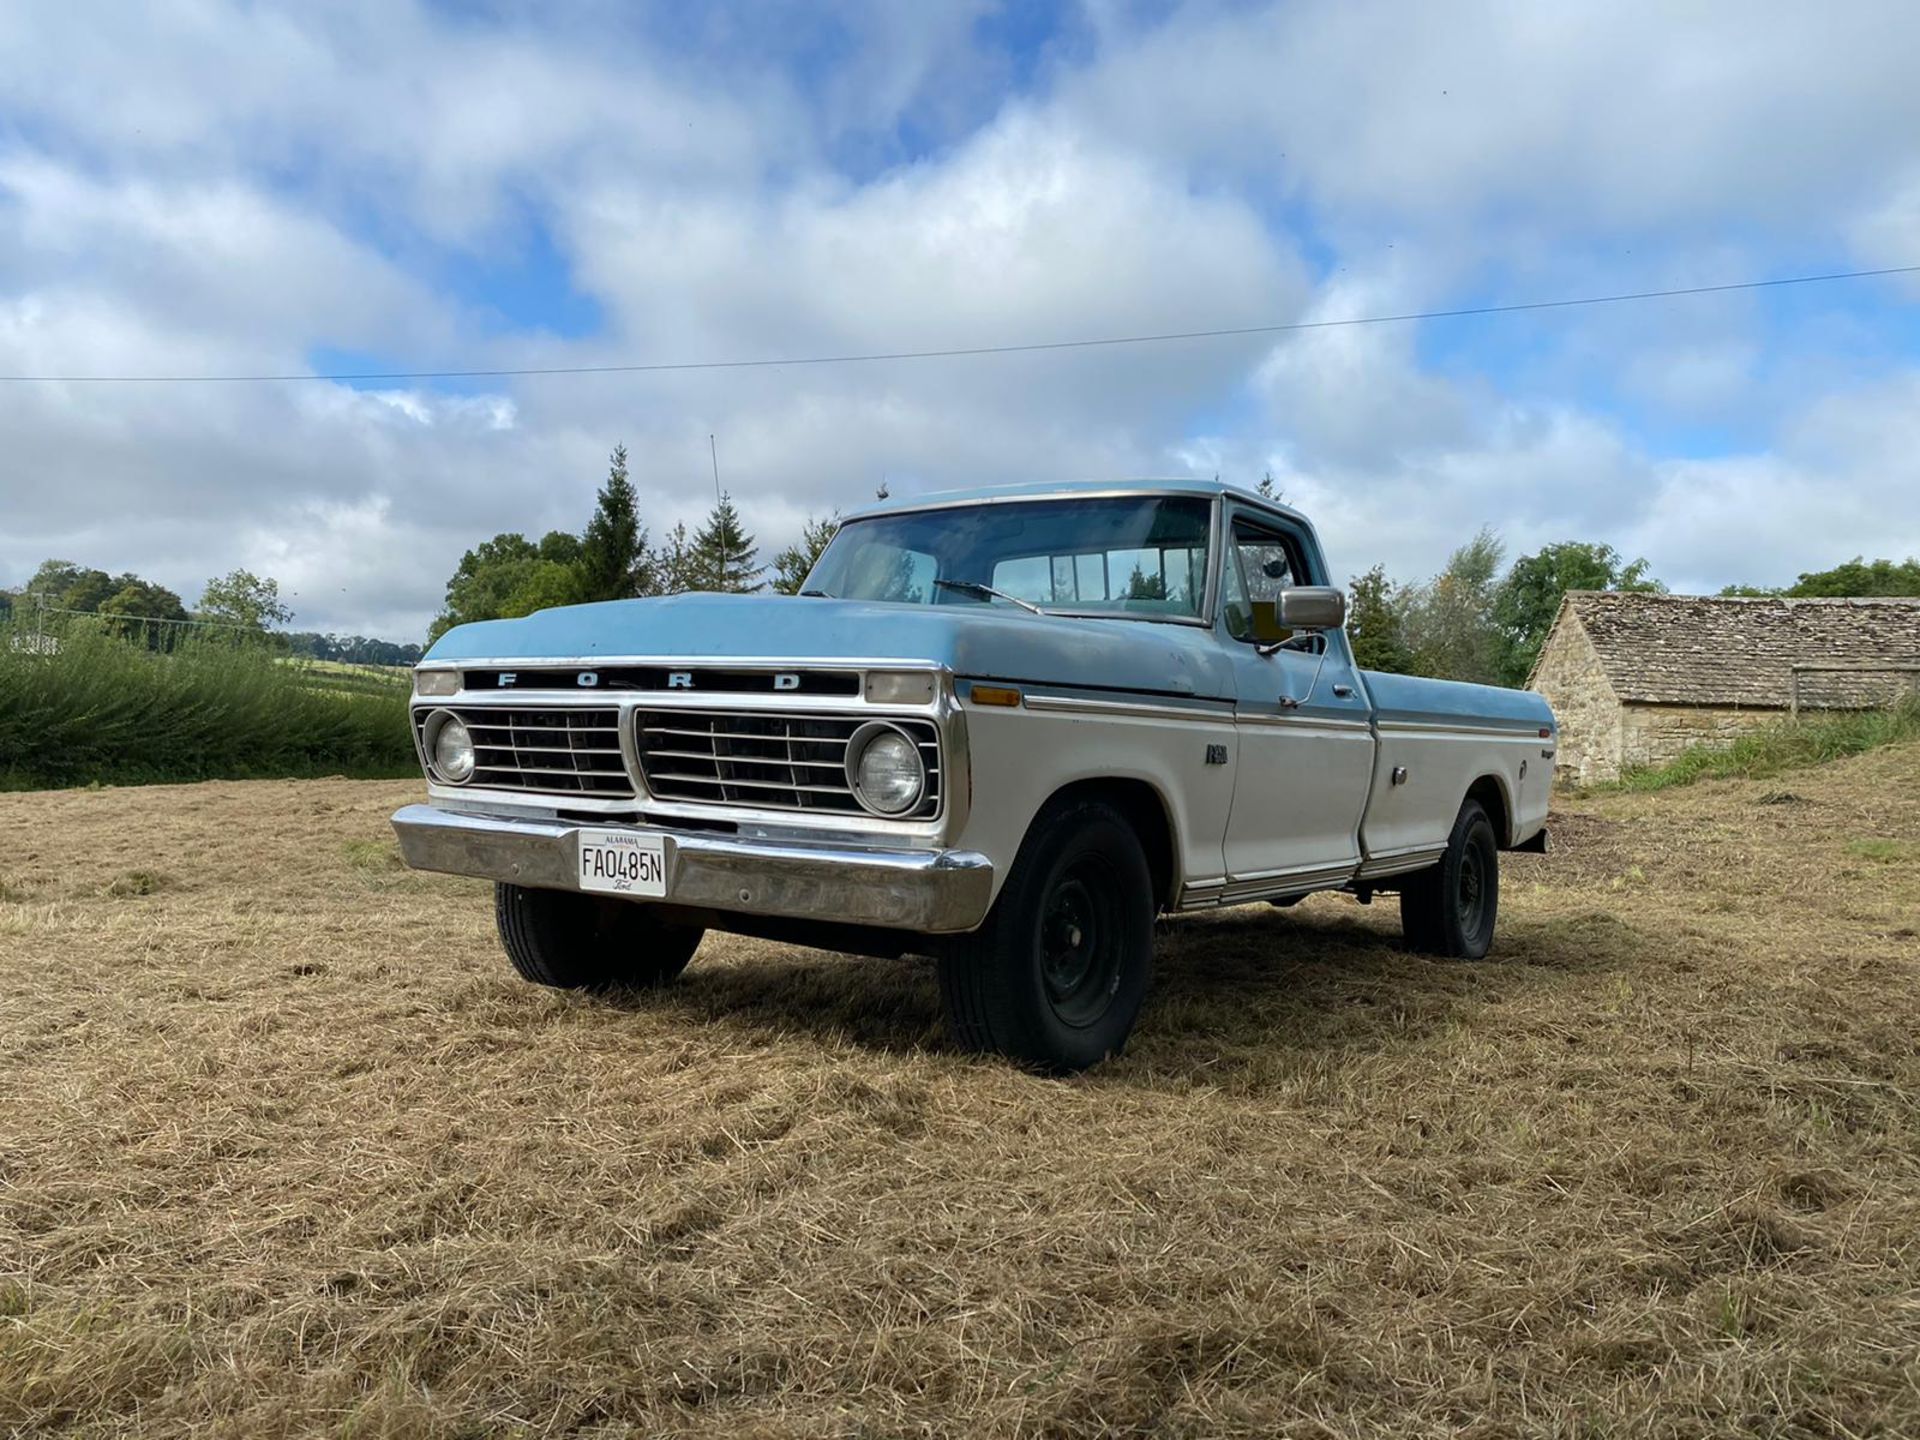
[[1222, 521, 1308, 643]]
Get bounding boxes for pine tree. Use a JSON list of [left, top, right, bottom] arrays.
[[577, 444, 653, 600], [1347, 564, 1414, 674], [771, 514, 841, 595], [689, 492, 763, 592]]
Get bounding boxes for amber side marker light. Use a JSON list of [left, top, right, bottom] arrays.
[[971, 685, 1023, 708]]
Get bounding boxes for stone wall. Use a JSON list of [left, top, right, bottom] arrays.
[[1528, 612, 1622, 786], [1619, 703, 1782, 774]]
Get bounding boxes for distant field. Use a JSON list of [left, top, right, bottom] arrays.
[[278, 656, 413, 699], [2, 747, 1918, 1436]]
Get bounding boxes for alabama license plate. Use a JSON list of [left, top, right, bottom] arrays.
[[576, 830, 668, 897]]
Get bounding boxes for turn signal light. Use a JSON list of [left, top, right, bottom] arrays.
[[414, 668, 460, 697], [971, 685, 1022, 708]]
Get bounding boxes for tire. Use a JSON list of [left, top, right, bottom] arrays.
[[938, 800, 1155, 1072], [494, 883, 703, 990], [1399, 798, 1499, 959]]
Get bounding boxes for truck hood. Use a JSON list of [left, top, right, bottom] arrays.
[[424, 592, 1236, 699]]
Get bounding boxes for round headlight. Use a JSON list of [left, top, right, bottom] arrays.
[[848, 723, 925, 816], [428, 712, 476, 784]]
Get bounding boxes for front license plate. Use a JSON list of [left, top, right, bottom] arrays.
[[576, 830, 668, 898]]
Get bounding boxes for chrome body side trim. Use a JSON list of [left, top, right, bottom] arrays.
[[1355, 844, 1446, 880], [390, 803, 995, 933], [1018, 692, 1232, 724], [1375, 718, 1548, 739], [1174, 860, 1358, 909]]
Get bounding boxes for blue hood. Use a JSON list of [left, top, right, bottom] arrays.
[[425, 592, 1236, 698]]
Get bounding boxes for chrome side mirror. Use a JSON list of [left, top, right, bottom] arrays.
[[1277, 586, 1346, 631], [1249, 586, 1346, 642]]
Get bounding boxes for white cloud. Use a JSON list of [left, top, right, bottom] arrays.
[[1, 1, 1918, 640]]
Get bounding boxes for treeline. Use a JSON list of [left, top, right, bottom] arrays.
[[2, 560, 421, 664], [1349, 535, 1920, 688], [282, 633, 424, 667], [5, 559, 290, 646], [432, 445, 840, 641]]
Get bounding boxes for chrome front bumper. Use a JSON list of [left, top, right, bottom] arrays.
[[390, 804, 995, 933]]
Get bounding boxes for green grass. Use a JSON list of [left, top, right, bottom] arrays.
[[1846, 837, 1913, 864], [0, 621, 416, 790], [1602, 698, 1920, 793]]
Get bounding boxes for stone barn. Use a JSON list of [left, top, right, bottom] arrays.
[[1528, 592, 1920, 784]]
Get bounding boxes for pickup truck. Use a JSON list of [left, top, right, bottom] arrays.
[[394, 479, 1555, 1070]]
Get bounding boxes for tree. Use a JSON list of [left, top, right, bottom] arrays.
[[0, 590, 13, 623], [1123, 564, 1167, 600], [1786, 556, 1920, 597], [1490, 541, 1662, 685], [1256, 470, 1283, 502], [1399, 528, 1506, 685], [537, 530, 583, 567], [430, 533, 584, 642], [651, 522, 700, 596], [1347, 564, 1414, 674], [771, 514, 841, 595], [689, 492, 763, 592], [25, 560, 118, 614], [96, 577, 191, 649], [577, 445, 654, 601], [198, 569, 293, 632]]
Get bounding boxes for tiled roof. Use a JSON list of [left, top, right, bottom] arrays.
[[1545, 592, 1920, 708]]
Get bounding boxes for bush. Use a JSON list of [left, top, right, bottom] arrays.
[[1605, 698, 1920, 793], [0, 619, 415, 789]]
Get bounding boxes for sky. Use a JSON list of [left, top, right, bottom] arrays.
[[3, 0, 1919, 641]]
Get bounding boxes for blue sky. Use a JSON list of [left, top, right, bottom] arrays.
[[2, 0, 1918, 638]]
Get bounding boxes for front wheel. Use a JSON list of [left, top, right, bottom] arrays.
[[1399, 798, 1499, 958], [495, 884, 704, 990], [937, 800, 1155, 1072]]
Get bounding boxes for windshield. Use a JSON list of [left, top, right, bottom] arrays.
[[803, 496, 1213, 620]]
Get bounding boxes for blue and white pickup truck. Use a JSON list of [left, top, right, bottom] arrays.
[[394, 479, 1554, 1070]]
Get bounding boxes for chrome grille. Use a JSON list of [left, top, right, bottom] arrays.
[[633, 709, 941, 817], [419, 706, 633, 797]]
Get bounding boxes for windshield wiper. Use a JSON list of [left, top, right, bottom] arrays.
[[798, 588, 833, 598], [932, 578, 1045, 614]]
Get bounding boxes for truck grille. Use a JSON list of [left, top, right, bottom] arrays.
[[633, 709, 941, 817], [420, 706, 633, 797]]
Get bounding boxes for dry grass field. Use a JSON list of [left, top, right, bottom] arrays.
[[3, 745, 1919, 1438]]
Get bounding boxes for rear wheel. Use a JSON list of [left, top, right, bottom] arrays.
[[938, 800, 1155, 1072], [495, 883, 703, 990], [1400, 799, 1499, 959]]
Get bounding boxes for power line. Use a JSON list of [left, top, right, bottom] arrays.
[[3, 263, 1915, 385], [34, 603, 266, 632]]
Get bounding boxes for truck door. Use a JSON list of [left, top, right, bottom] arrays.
[[1218, 512, 1374, 893]]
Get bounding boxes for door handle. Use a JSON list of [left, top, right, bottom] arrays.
[[1331, 683, 1354, 698]]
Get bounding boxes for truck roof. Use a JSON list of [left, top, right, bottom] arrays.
[[844, 477, 1309, 527]]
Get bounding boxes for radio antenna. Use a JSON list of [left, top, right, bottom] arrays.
[[709, 433, 726, 588]]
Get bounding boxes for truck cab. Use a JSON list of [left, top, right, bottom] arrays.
[[394, 479, 1555, 1070]]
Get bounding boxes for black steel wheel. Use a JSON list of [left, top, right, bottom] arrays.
[[495, 883, 704, 990], [1399, 798, 1500, 959], [939, 799, 1155, 1072]]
